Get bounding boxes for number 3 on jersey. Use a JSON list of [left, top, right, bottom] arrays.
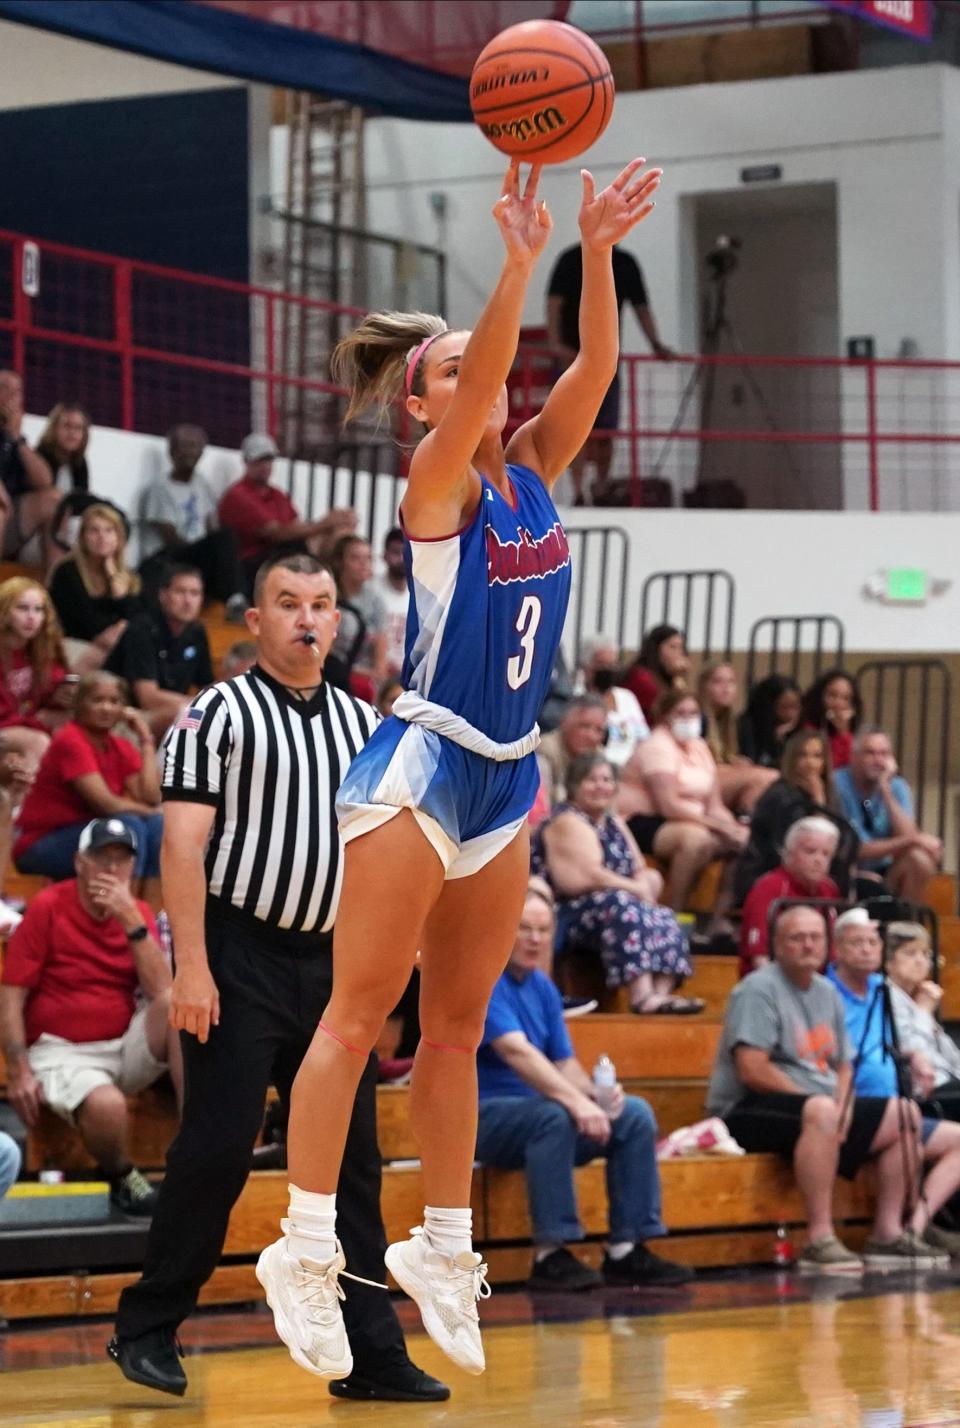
[[507, 595, 542, 690]]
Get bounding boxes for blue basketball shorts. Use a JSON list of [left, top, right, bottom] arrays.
[[336, 716, 538, 880]]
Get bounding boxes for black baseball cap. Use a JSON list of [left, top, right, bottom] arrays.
[[78, 818, 139, 855]]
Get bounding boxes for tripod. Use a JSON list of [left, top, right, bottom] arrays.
[[841, 971, 927, 1244], [650, 262, 810, 504]]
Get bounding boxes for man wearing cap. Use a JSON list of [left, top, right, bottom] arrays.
[[0, 818, 181, 1217], [827, 906, 960, 1259], [218, 434, 358, 597]]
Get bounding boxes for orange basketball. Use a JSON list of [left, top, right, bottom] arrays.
[[470, 19, 615, 165]]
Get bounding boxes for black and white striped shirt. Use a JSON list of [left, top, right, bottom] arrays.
[[161, 665, 379, 934]]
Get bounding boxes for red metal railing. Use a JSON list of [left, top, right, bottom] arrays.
[[509, 345, 960, 513], [0, 229, 363, 453], [4, 227, 960, 511]]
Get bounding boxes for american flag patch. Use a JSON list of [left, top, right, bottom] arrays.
[[175, 706, 205, 733]]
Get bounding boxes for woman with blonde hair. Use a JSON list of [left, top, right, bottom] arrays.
[[48, 503, 143, 669], [0, 576, 70, 761], [697, 660, 776, 816], [256, 156, 662, 1379]]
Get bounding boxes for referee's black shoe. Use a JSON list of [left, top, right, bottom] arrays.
[[329, 1359, 450, 1402], [107, 1330, 187, 1397]]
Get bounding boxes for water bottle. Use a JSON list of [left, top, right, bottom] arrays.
[[592, 1054, 619, 1117], [773, 1223, 794, 1267]]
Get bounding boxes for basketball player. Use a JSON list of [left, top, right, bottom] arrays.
[[258, 157, 661, 1378]]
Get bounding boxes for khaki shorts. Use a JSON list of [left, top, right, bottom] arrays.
[[28, 1003, 168, 1122]]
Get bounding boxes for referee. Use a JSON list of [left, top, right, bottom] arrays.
[[108, 553, 448, 1404]]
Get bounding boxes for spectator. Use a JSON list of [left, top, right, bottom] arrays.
[[217, 433, 356, 595], [0, 817, 181, 1216], [376, 676, 403, 719], [14, 672, 161, 885], [537, 694, 606, 804], [34, 401, 118, 565], [0, 576, 70, 764], [330, 534, 387, 692], [621, 625, 690, 724], [475, 883, 692, 1290], [138, 424, 246, 618], [578, 636, 648, 766], [801, 668, 862, 771], [698, 661, 777, 814], [826, 907, 960, 1259], [539, 645, 576, 734], [106, 565, 214, 739], [618, 689, 747, 916], [707, 903, 943, 1272], [886, 922, 960, 1119], [377, 526, 409, 678], [0, 1130, 20, 1201], [834, 727, 942, 905], [0, 370, 61, 565], [546, 243, 672, 506], [221, 640, 258, 680], [735, 730, 859, 905], [0, 731, 36, 931], [738, 816, 842, 977], [533, 752, 701, 1014], [736, 674, 802, 769], [48, 504, 144, 671]]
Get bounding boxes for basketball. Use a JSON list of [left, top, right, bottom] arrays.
[[470, 19, 615, 165]]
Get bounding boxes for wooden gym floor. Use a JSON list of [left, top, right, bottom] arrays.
[[5, 1272, 960, 1427]]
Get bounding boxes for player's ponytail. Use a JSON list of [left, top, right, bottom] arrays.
[[331, 311, 448, 425]]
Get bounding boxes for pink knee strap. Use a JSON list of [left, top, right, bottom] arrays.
[[421, 1036, 473, 1055], [318, 1021, 366, 1056]]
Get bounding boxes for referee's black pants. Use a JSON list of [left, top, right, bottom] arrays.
[[116, 901, 409, 1370]]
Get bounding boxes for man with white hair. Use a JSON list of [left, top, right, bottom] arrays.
[[738, 816, 842, 977], [577, 636, 648, 767], [827, 906, 960, 1259]]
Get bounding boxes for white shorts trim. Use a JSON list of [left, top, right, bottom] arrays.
[[340, 803, 526, 881], [28, 1003, 167, 1122]]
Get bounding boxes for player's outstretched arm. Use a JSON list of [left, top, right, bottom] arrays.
[[508, 160, 660, 487], [407, 162, 551, 507]]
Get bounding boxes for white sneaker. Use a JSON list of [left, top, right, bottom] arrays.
[[384, 1226, 491, 1375], [256, 1234, 352, 1378]]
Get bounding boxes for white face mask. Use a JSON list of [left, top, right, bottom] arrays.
[[671, 717, 702, 743]]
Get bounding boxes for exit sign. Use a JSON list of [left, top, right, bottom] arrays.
[[886, 568, 927, 602]]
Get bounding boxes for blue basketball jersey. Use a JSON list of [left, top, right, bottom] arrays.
[[401, 463, 571, 743]]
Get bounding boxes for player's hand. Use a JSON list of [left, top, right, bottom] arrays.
[[493, 162, 551, 264], [170, 961, 220, 1044], [578, 160, 661, 252]]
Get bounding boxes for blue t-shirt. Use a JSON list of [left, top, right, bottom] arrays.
[[834, 768, 914, 871], [826, 965, 895, 1097], [477, 967, 573, 1101]]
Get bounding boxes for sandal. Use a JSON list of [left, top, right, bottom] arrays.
[[631, 996, 706, 1016]]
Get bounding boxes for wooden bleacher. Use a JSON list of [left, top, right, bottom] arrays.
[[0, 585, 956, 1319]]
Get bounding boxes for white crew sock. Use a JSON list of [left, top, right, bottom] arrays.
[[423, 1205, 473, 1259], [285, 1184, 337, 1262], [607, 1241, 635, 1261]]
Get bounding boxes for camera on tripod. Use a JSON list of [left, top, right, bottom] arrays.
[[705, 234, 741, 279]]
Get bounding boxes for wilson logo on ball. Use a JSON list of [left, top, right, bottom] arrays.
[[479, 106, 567, 146]]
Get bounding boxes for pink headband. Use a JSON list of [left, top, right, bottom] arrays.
[[405, 331, 446, 395]]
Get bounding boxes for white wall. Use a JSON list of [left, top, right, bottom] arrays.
[[362, 64, 955, 363], [0, 17, 235, 109]]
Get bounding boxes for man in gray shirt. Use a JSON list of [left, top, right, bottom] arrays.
[[708, 904, 938, 1273]]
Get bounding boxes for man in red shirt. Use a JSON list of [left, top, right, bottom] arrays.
[[218, 434, 357, 594], [0, 818, 181, 1215], [739, 816, 842, 977]]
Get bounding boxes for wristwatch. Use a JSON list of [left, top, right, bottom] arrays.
[[127, 924, 149, 943]]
